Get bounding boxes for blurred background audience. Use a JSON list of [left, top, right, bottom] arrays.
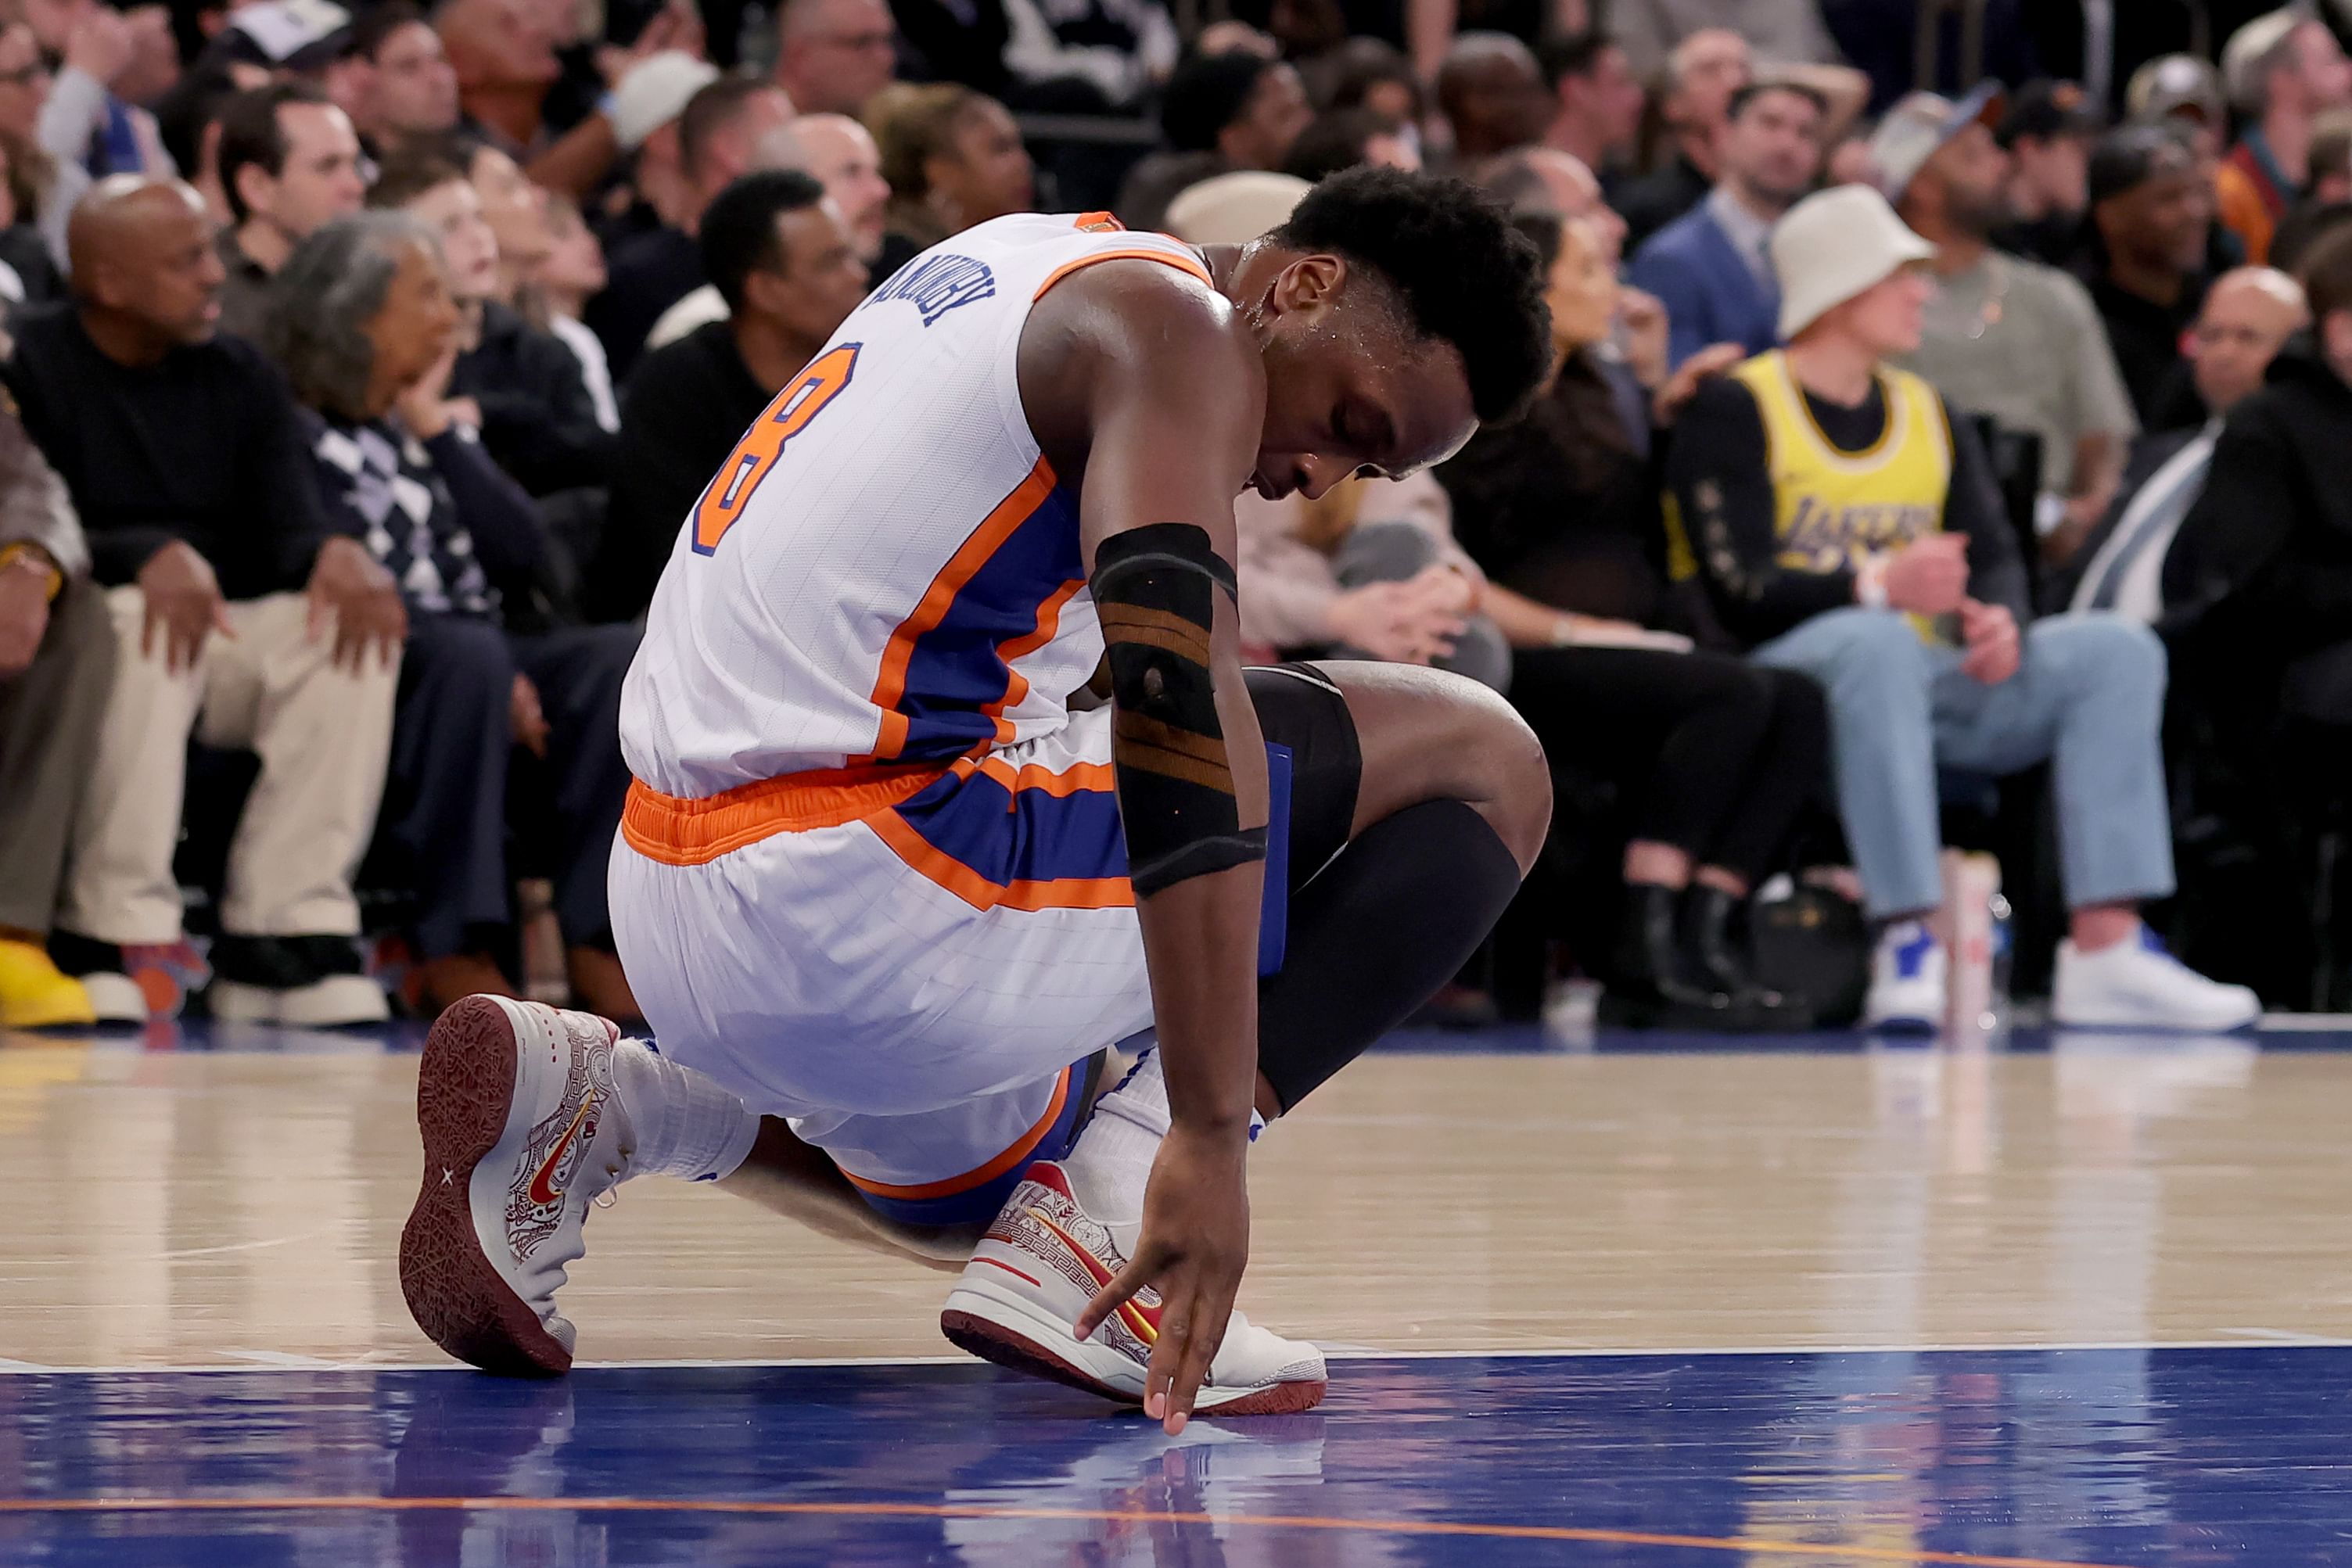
[[10, 0, 2352, 1034]]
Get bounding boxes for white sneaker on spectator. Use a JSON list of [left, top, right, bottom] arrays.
[[1863, 919, 1945, 1032], [2052, 928, 2260, 1032], [211, 974, 390, 1027], [76, 971, 148, 1025]]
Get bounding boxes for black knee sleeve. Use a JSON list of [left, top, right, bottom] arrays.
[[1256, 797, 1524, 1109]]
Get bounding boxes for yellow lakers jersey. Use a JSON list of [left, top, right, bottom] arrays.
[[1711, 350, 1955, 641]]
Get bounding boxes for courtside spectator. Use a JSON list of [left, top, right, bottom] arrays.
[[2167, 231, 2352, 728], [1994, 79, 2100, 267], [373, 149, 609, 497], [2128, 54, 2228, 160], [1880, 89, 2134, 568], [1115, 51, 1309, 231], [1539, 30, 1643, 177], [589, 75, 793, 379], [0, 390, 110, 1027], [0, 23, 88, 272], [1439, 208, 1825, 1026], [339, 2, 460, 158], [1283, 106, 1419, 181], [2079, 125, 2215, 428], [2059, 267, 2305, 620], [10, 177, 404, 1027], [1321, 37, 1423, 128], [34, 0, 174, 182], [0, 135, 64, 305], [870, 83, 1034, 275], [1671, 183, 2257, 1033], [1628, 81, 1826, 370], [433, 0, 565, 154], [594, 170, 867, 624], [538, 195, 618, 431], [774, 0, 899, 117], [1614, 27, 1748, 249], [213, 84, 366, 339], [647, 112, 892, 351], [1435, 33, 1547, 163], [1000, 0, 1179, 112], [2216, 9, 2352, 266], [268, 213, 641, 1020], [1610, 0, 1840, 86], [466, 139, 551, 313], [1473, 145, 1627, 260]]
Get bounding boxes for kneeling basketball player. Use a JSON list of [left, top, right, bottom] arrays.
[[400, 168, 1553, 1432]]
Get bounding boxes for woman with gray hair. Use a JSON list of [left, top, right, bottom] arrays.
[[268, 213, 646, 1024]]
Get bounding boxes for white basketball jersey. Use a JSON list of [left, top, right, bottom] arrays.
[[621, 212, 1213, 798]]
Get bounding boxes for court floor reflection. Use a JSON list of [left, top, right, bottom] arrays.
[[2, 1349, 2348, 1566]]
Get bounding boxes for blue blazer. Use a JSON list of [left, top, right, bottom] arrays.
[[1625, 202, 1782, 371]]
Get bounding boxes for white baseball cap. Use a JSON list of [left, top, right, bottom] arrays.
[[1165, 171, 1310, 246], [1770, 183, 1936, 340]]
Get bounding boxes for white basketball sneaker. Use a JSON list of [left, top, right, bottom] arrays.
[[400, 994, 636, 1376], [2052, 927, 2261, 1032], [1863, 918, 1947, 1032], [940, 1161, 1327, 1416]]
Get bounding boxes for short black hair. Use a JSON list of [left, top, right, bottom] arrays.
[[1536, 30, 1615, 91], [679, 75, 777, 181], [217, 82, 334, 225], [1269, 165, 1549, 424], [347, 0, 428, 63], [1281, 108, 1399, 182], [700, 167, 828, 313], [1162, 52, 1278, 153], [1325, 38, 1424, 121], [1726, 79, 1829, 124]]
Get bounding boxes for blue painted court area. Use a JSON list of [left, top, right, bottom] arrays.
[[2, 1347, 2348, 1566]]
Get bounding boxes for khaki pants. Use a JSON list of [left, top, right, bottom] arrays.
[[60, 588, 399, 945]]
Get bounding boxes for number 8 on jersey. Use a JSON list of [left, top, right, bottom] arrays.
[[692, 343, 862, 555]]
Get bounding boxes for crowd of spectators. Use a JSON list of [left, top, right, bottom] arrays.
[[5, 0, 2352, 1038]]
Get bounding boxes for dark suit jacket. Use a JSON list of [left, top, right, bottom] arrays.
[[2041, 424, 2201, 615], [1625, 201, 1781, 372]]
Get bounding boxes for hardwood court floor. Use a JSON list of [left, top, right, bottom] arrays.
[[2, 1028, 2348, 1369]]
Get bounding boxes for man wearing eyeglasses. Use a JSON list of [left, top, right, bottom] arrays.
[[773, 0, 898, 120]]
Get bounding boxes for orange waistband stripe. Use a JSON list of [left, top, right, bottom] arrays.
[[621, 762, 947, 867], [837, 1064, 1073, 1200]]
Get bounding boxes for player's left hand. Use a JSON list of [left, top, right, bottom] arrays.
[[1075, 1119, 1250, 1436], [1959, 597, 2020, 686], [307, 536, 408, 673]]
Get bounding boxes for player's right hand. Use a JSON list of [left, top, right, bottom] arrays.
[[1075, 1119, 1251, 1436]]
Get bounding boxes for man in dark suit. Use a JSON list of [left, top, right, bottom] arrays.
[[2055, 266, 2304, 619], [1626, 81, 1826, 371]]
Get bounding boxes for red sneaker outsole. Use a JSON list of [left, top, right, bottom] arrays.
[[939, 1309, 1327, 1416], [399, 995, 573, 1378]]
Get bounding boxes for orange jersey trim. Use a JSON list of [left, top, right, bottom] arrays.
[[865, 456, 1061, 762], [619, 762, 949, 867], [838, 1064, 1074, 1200], [950, 752, 1117, 799], [1032, 246, 1214, 302], [865, 806, 1134, 912]]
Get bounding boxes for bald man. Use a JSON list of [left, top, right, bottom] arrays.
[[3, 177, 406, 1025], [2064, 267, 2308, 622], [1472, 145, 1628, 264], [645, 113, 891, 351]]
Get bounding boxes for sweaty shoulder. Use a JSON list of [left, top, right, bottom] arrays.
[[1018, 253, 1260, 463]]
